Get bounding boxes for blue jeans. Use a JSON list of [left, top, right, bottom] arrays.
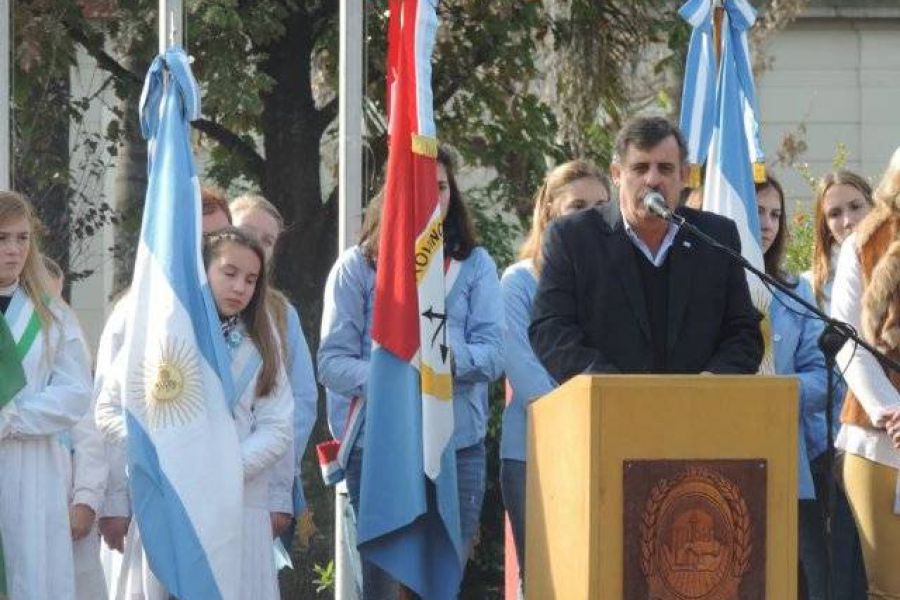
[[500, 459, 526, 574], [345, 442, 486, 599]]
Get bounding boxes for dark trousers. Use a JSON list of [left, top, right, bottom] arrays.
[[798, 453, 868, 600]]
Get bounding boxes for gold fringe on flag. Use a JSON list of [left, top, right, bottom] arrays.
[[758, 313, 776, 375], [753, 161, 766, 184], [688, 163, 702, 189], [411, 134, 438, 158]]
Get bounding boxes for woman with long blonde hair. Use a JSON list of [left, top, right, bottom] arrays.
[[806, 170, 873, 311], [834, 147, 900, 597], [801, 171, 872, 599], [0, 191, 92, 599], [501, 159, 609, 589]]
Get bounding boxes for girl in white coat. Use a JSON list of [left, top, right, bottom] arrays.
[[0, 191, 92, 600], [204, 228, 294, 599], [95, 227, 292, 600], [44, 257, 109, 600]]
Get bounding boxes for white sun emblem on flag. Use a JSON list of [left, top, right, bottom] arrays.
[[132, 339, 204, 428]]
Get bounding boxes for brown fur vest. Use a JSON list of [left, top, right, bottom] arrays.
[[841, 206, 900, 428]]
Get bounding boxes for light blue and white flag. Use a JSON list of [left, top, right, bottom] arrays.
[[678, 0, 717, 188], [679, 0, 766, 188], [119, 46, 244, 600], [700, 3, 775, 373]]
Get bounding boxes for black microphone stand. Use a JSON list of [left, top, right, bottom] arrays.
[[660, 208, 900, 600]]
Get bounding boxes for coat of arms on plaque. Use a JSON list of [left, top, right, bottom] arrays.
[[623, 460, 766, 600]]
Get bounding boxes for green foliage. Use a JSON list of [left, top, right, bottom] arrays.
[[311, 560, 334, 595], [785, 210, 814, 276], [468, 188, 522, 273], [775, 127, 851, 277], [189, 0, 281, 138], [11, 0, 125, 284]]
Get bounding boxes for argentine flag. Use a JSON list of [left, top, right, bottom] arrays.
[[119, 47, 244, 600], [678, 0, 717, 187], [700, 1, 775, 373]]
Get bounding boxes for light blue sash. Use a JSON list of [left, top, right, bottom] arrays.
[[229, 339, 263, 410]]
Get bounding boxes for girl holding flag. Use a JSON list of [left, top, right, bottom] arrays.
[[0, 191, 93, 599], [91, 185, 237, 590], [318, 148, 504, 597], [95, 227, 293, 600], [202, 227, 293, 599]]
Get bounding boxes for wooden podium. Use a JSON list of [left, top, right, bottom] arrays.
[[526, 375, 797, 599]]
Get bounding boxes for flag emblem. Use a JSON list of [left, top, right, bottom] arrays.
[[152, 362, 184, 403], [132, 338, 204, 428], [137, 340, 203, 428]]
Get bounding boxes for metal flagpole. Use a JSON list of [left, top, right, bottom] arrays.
[[336, 0, 363, 598], [0, 0, 10, 189], [159, 0, 183, 52], [339, 0, 363, 250]]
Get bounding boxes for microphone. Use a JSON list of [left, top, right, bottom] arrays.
[[642, 191, 673, 220]]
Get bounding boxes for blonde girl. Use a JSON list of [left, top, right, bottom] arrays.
[[230, 194, 317, 542], [0, 191, 92, 600]]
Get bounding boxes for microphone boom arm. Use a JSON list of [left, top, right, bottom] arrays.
[[663, 210, 900, 375]]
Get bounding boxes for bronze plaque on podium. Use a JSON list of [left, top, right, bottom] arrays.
[[623, 459, 767, 600]]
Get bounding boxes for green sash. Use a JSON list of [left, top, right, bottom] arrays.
[[0, 290, 40, 408], [0, 288, 41, 409], [0, 290, 43, 595], [0, 314, 26, 409]]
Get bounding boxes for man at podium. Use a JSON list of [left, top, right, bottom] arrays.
[[529, 117, 763, 382]]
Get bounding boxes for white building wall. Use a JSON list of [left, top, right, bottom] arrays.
[[757, 13, 900, 209], [68, 46, 118, 355]]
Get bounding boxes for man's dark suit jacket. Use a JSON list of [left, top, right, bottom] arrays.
[[529, 201, 763, 384]]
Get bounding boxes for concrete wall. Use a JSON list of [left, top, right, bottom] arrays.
[[756, 11, 900, 210]]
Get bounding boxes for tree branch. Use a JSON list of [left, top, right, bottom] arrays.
[[61, 18, 143, 91], [63, 12, 265, 181], [433, 32, 503, 109], [191, 118, 265, 181]]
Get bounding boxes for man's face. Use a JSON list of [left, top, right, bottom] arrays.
[[611, 135, 688, 228]]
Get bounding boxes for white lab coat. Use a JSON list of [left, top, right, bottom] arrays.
[[65, 408, 110, 600], [0, 290, 92, 600]]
